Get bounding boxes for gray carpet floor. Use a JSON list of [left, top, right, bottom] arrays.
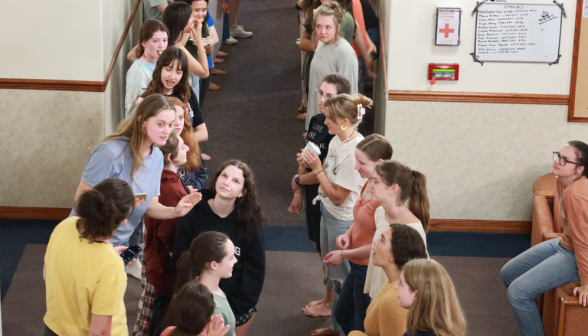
[[200, 0, 307, 227], [2, 245, 520, 336]]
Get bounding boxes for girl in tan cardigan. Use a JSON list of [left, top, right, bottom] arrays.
[[349, 224, 427, 336]]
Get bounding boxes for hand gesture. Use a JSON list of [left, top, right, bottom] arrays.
[[201, 314, 230, 336], [336, 233, 350, 250], [221, 1, 230, 13], [302, 148, 322, 171], [288, 195, 303, 216], [573, 284, 588, 306], [324, 250, 343, 267], [133, 197, 146, 208], [173, 191, 202, 217], [297, 150, 309, 168]]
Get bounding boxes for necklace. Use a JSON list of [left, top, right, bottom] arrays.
[[385, 208, 408, 224], [342, 130, 355, 144]]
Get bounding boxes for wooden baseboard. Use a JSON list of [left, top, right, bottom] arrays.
[[429, 219, 532, 233], [388, 90, 569, 105], [0, 206, 71, 220]]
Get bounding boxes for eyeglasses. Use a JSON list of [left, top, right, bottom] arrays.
[[553, 151, 577, 166], [315, 89, 334, 100]]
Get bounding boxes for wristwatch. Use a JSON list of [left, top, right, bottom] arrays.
[[295, 175, 301, 186]]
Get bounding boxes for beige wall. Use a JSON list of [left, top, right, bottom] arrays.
[[0, 0, 139, 208], [380, 0, 588, 221], [0, 89, 103, 208]]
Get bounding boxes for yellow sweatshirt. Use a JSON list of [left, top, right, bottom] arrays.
[[349, 281, 408, 336]]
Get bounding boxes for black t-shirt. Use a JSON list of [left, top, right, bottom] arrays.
[[306, 113, 334, 163], [167, 87, 204, 129], [359, 0, 379, 29]]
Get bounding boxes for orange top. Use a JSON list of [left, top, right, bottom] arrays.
[[556, 176, 588, 285], [351, 0, 370, 56], [348, 182, 381, 266]]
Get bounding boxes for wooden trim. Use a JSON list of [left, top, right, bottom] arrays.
[[429, 219, 532, 233], [558, 296, 586, 336], [388, 90, 569, 105], [0, 0, 141, 93], [567, 0, 586, 122], [0, 206, 70, 220]]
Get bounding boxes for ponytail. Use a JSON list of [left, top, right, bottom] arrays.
[[75, 179, 134, 242], [374, 161, 430, 232], [324, 94, 373, 126], [408, 171, 430, 232], [175, 232, 230, 292]]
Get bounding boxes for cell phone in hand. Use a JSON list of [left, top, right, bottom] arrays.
[[134, 193, 147, 200], [120, 244, 142, 265]]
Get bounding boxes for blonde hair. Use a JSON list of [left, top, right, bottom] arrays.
[[403, 259, 467, 336], [313, 1, 345, 40], [104, 94, 175, 182], [168, 97, 201, 172], [324, 94, 372, 126]]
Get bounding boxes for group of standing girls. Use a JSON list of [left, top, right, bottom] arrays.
[[296, 0, 378, 123], [288, 70, 467, 335]]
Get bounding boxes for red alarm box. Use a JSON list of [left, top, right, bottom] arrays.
[[428, 63, 459, 81]]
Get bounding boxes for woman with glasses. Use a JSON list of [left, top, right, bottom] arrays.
[[288, 74, 351, 323], [501, 141, 588, 336]]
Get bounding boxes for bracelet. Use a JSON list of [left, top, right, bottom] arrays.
[[314, 169, 324, 177], [198, 51, 206, 54], [294, 194, 302, 197], [340, 250, 344, 259]]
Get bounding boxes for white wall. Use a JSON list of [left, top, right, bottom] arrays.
[[382, 0, 588, 221], [0, 0, 104, 81], [386, 0, 576, 94]]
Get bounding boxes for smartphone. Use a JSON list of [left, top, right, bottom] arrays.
[[134, 193, 147, 200], [120, 244, 142, 265]]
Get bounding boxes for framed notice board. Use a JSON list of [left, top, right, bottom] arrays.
[[473, 2, 564, 63], [569, 0, 588, 121]]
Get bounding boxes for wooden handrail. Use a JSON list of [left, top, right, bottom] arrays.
[[0, 0, 142, 92]]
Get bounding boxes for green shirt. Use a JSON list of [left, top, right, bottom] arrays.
[[143, 0, 169, 21], [214, 292, 236, 336], [184, 24, 210, 61], [340, 11, 355, 45]]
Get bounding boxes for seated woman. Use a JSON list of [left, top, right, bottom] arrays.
[[397, 259, 467, 336], [501, 141, 588, 336], [125, 19, 169, 116], [349, 224, 428, 336], [176, 231, 239, 336], [172, 160, 266, 336], [43, 178, 134, 336], [161, 281, 230, 336], [365, 160, 430, 299]]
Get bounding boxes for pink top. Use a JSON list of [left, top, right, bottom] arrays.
[[351, 0, 370, 56], [348, 181, 381, 266]]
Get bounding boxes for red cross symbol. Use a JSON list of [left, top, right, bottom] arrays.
[[439, 23, 454, 38]]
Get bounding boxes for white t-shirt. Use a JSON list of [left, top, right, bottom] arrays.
[[364, 206, 428, 298], [319, 135, 366, 221], [125, 60, 155, 116]]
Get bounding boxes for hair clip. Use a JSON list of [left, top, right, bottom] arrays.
[[357, 104, 366, 120]]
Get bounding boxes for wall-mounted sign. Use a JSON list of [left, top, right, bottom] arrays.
[[435, 8, 461, 46]]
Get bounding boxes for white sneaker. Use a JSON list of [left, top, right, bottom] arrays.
[[230, 26, 253, 38], [127, 258, 142, 280], [223, 36, 238, 45]]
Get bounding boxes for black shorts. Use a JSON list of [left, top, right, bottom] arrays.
[[236, 307, 257, 326], [303, 184, 321, 250]]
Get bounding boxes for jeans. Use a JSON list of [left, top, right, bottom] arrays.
[[222, 13, 230, 42], [366, 26, 380, 59], [189, 73, 201, 103], [358, 56, 366, 94], [334, 262, 371, 335], [128, 217, 143, 247], [501, 238, 580, 336], [148, 292, 172, 336]]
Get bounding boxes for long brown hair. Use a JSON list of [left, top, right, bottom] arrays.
[[374, 160, 430, 231], [356, 134, 393, 162], [209, 160, 266, 240], [162, 2, 193, 44], [136, 20, 169, 59], [163, 281, 215, 336], [75, 179, 134, 242], [103, 94, 175, 181], [168, 97, 201, 172], [403, 259, 467, 336], [324, 94, 372, 126], [175, 231, 230, 291], [142, 47, 190, 104]]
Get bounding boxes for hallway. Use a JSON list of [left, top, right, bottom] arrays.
[[201, 0, 307, 227]]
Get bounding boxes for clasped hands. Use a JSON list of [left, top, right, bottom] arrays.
[[298, 148, 322, 172], [323, 233, 351, 267]]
